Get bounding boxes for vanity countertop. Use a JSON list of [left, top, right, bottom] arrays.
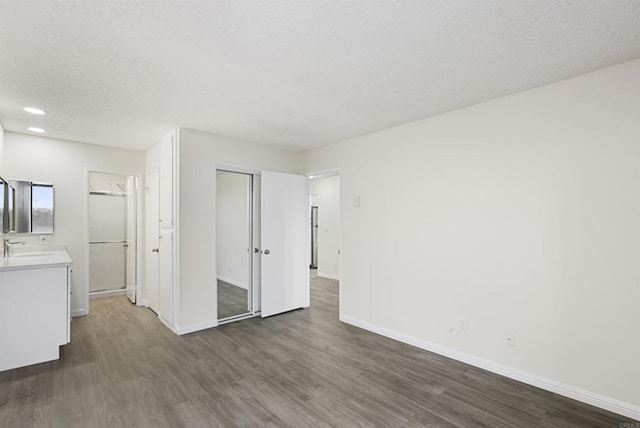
[[0, 245, 72, 272]]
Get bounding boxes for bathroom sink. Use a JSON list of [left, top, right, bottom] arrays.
[[1, 245, 72, 271], [10, 252, 57, 258]]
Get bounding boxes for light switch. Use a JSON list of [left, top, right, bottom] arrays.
[[353, 195, 361, 207]]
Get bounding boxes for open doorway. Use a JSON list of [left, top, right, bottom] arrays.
[[86, 171, 140, 309], [309, 172, 341, 282]]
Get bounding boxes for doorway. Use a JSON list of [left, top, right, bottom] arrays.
[[308, 172, 341, 281], [86, 171, 140, 306]]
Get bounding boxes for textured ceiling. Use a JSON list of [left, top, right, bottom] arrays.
[[1, 1, 640, 152]]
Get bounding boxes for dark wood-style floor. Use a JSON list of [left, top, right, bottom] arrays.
[[218, 280, 249, 320], [0, 273, 633, 427]]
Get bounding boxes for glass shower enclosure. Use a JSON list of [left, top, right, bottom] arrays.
[[88, 172, 137, 302]]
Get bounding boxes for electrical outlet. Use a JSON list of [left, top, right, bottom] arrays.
[[505, 332, 516, 347], [449, 327, 458, 334], [460, 319, 469, 334], [39, 235, 52, 245]]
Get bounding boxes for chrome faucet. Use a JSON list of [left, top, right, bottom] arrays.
[[3, 238, 26, 259]]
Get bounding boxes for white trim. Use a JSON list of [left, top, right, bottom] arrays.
[[216, 164, 261, 176], [317, 271, 340, 280], [217, 275, 248, 289], [340, 314, 640, 421], [171, 319, 218, 335], [219, 312, 260, 325], [172, 129, 180, 329], [304, 177, 311, 308], [306, 168, 340, 179], [158, 313, 177, 333], [83, 169, 90, 317], [70, 308, 87, 317], [90, 289, 126, 299]]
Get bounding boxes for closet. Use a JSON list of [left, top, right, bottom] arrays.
[[216, 169, 308, 323], [145, 129, 308, 334]]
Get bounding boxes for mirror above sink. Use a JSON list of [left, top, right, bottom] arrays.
[[0, 177, 7, 233], [1, 176, 54, 234]]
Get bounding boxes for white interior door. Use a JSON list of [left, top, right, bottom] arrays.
[[261, 171, 308, 318], [125, 176, 137, 303], [146, 170, 160, 312]]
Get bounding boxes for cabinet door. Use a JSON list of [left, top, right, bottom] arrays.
[[159, 132, 174, 228], [0, 267, 67, 371], [158, 230, 174, 325]]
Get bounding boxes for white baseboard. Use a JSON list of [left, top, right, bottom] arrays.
[[158, 314, 176, 332], [136, 299, 147, 307], [217, 275, 248, 289], [70, 308, 87, 317], [318, 271, 340, 280], [340, 314, 640, 421], [90, 289, 126, 299]]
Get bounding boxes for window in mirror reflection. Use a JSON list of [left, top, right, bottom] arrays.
[[0, 179, 5, 232], [31, 183, 54, 233]]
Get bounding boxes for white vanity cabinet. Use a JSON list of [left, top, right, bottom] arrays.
[[0, 253, 72, 372]]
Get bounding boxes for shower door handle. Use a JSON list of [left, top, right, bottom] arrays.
[[152, 248, 159, 253], [254, 248, 259, 253]]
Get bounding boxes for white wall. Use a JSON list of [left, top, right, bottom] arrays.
[[216, 171, 251, 288], [309, 175, 340, 279], [300, 59, 640, 415], [176, 128, 300, 329], [0, 132, 145, 314]]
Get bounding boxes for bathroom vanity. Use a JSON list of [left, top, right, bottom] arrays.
[[0, 246, 72, 371]]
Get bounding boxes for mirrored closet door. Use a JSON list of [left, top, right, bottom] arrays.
[[216, 170, 254, 321]]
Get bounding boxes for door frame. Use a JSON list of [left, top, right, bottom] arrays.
[[306, 168, 341, 313], [82, 168, 143, 316]]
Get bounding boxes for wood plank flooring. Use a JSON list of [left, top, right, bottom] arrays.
[[0, 273, 634, 427]]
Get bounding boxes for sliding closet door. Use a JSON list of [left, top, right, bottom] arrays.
[[261, 171, 308, 318]]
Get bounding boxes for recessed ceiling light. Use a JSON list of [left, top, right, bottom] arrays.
[[27, 127, 46, 133], [24, 107, 46, 115]]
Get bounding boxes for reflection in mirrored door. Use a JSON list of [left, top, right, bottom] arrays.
[[217, 170, 253, 321]]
